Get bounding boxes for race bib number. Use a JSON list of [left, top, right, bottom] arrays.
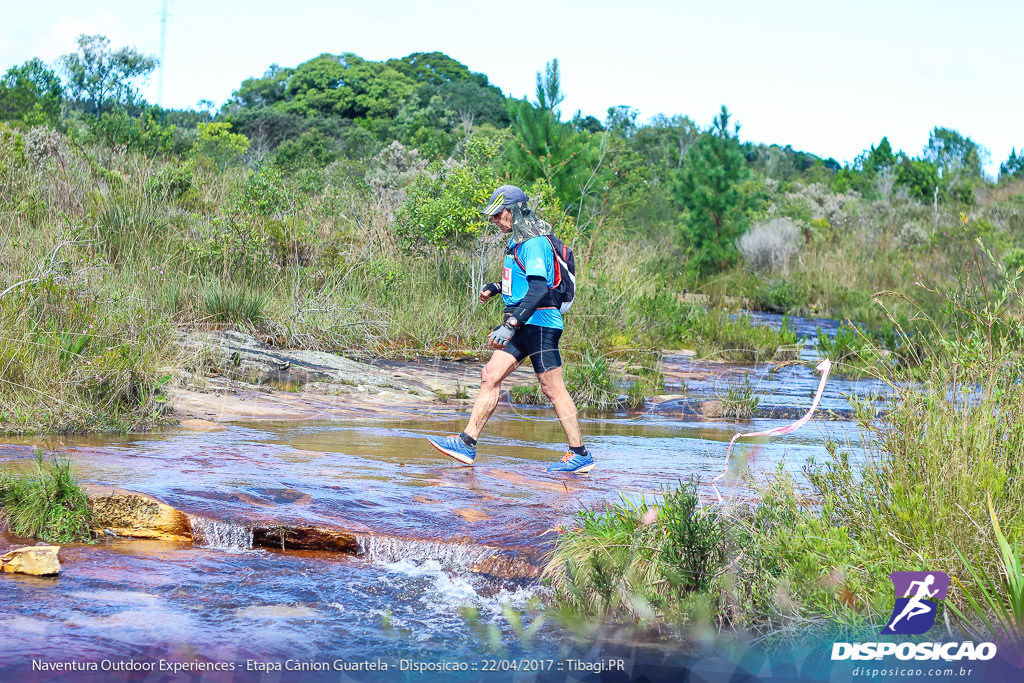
[[501, 266, 512, 295]]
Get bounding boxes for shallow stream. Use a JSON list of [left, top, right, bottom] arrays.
[[0, 312, 887, 676]]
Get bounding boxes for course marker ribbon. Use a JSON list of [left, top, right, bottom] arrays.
[[712, 358, 833, 502]]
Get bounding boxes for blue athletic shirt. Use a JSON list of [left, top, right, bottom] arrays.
[[501, 236, 564, 330]]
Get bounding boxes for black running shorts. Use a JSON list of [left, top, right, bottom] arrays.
[[502, 324, 563, 373]]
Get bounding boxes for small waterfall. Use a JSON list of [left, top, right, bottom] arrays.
[[355, 535, 492, 570], [186, 515, 253, 551]]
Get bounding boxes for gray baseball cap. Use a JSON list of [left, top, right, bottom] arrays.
[[481, 185, 528, 216]]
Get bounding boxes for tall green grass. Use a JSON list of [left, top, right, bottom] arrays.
[[545, 478, 723, 625], [0, 451, 93, 543], [546, 230, 1024, 641], [947, 496, 1024, 646]]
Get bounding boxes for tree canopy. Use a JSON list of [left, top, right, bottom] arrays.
[[60, 34, 157, 117], [0, 58, 63, 125]]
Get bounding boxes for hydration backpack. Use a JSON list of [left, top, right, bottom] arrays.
[[512, 235, 576, 313]]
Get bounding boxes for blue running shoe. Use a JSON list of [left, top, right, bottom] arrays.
[[427, 434, 476, 465], [547, 450, 595, 473]]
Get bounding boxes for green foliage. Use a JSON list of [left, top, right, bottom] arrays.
[[229, 64, 293, 109], [60, 34, 158, 117], [924, 126, 986, 182], [0, 278, 171, 433], [186, 165, 299, 283], [0, 58, 63, 126], [629, 114, 698, 184], [546, 478, 724, 623], [673, 106, 750, 275], [506, 60, 589, 206], [859, 136, 897, 176], [388, 52, 477, 86], [721, 372, 759, 419], [605, 105, 638, 138], [0, 450, 92, 543], [93, 192, 169, 263], [1005, 247, 1024, 273], [192, 121, 249, 169], [946, 496, 1024, 646], [564, 351, 619, 410], [281, 53, 416, 123], [756, 277, 804, 314], [509, 350, 660, 410], [683, 308, 799, 362], [1000, 148, 1024, 180], [87, 105, 174, 156], [507, 384, 546, 405], [274, 129, 339, 169], [896, 158, 940, 203], [0, 123, 27, 183], [392, 136, 500, 250], [146, 163, 198, 204]]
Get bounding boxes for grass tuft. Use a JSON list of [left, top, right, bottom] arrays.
[[544, 478, 723, 624], [0, 450, 93, 543], [202, 282, 268, 324]]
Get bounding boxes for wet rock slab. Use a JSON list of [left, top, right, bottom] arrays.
[[168, 330, 540, 423], [85, 485, 192, 542], [252, 524, 358, 553], [176, 330, 419, 394]]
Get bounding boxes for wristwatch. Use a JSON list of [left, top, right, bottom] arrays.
[[504, 316, 520, 329]]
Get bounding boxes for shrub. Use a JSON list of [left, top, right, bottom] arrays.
[[1005, 247, 1024, 273], [0, 451, 92, 542], [21, 126, 69, 169], [896, 220, 927, 247], [193, 121, 249, 169], [737, 217, 801, 272], [88, 106, 174, 156], [721, 372, 759, 419], [545, 478, 724, 622], [146, 162, 197, 203], [756, 277, 805, 314]]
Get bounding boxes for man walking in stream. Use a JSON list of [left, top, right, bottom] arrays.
[[426, 185, 595, 473]]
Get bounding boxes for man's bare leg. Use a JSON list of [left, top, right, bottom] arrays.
[[537, 366, 583, 448], [464, 350, 520, 440]]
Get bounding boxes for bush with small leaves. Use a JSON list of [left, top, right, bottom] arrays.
[[737, 217, 801, 272]]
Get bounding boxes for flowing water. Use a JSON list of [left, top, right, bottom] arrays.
[[0, 313, 887, 678]]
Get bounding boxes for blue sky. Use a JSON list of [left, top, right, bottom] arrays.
[[3, 0, 1020, 175]]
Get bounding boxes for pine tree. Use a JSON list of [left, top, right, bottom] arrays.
[[672, 106, 750, 275], [506, 59, 580, 204], [1000, 148, 1024, 180]]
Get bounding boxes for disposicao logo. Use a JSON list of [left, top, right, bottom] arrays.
[[882, 571, 949, 635], [831, 570, 997, 662]]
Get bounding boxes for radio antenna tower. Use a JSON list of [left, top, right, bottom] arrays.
[[158, 0, 170, 107]]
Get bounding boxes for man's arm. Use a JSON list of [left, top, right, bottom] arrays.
[[479, 282, 501, 303]]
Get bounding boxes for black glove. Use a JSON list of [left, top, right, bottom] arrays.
[[481, 282, 501, 297]]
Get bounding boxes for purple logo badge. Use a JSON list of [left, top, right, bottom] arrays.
[[882, 571, 949, 635]]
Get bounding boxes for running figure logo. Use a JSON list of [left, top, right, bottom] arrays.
[[882, 571, 949, 635]]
